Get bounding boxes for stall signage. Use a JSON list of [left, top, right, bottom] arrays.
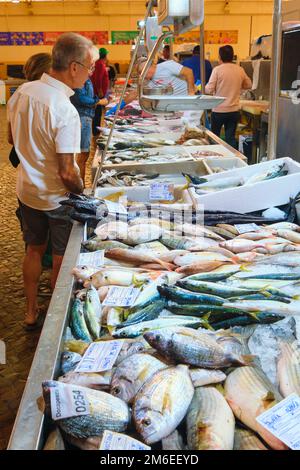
[[75, 341, 123, 373], [150, 183, 174, 201], [256, 393, 300, 450], [234, 223, 260, 234], [102, 286, 140, 307], [111, 31, 139, 45], [78, 250, 105, 269]]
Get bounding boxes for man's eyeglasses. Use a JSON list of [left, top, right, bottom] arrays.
[[74, 61, 95, 74]]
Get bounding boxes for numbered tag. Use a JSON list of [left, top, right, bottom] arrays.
[[234, 223, 260, 234], [256, 393, 300, 450], [78, 250, 105, 269], [75, 341, 123, 373], [50, 382, 90, 421], [105, 200, 128, 215], [102, 286, 141, 307], [150, 183, 174, 201], [100, 431, 151, 450]]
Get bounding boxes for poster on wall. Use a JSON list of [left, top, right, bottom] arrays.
[[175, 30, 239, 45], [9, 32, 44, 46], [0, 33, 11, 45], [78, 31, 108, 44], [43, 32, 63, 45], [111, 31, 139, 45]]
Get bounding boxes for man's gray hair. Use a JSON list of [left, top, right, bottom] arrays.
[[52, 32, 93, 71]]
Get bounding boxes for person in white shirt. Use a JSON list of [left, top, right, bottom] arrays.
[[7, 32, 94, 329], [137, 58, 195, 96]]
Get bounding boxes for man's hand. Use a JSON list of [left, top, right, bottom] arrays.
[[98, 98, 109, 106], [58, 153, 84, 194], [180, 66, 195, 96]]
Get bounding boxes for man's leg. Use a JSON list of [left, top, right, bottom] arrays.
[[23, 243, 47, 325], [51, 254, 64, 290], [224, 112, 240, 149], [76, 152, 89, 183], [211, 112, 224, 137]]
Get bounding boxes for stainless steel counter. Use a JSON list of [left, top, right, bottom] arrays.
[[7, 223, 83, 450]]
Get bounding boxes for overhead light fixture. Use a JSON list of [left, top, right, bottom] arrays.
[[11, 0, 21, 3]]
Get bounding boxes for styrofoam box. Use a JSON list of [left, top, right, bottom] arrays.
[[189, 157, 300, 213], [95, 185, 193, 211]]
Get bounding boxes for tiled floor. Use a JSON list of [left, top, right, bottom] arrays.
[[0, 105, 94, 449]]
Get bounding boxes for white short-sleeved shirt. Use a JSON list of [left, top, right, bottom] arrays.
[[7, 73, 81, 210], [148, 60, 187, 96]]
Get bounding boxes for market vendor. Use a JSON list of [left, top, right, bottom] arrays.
[[7, 32, 93, 329], [90, 47, 110, 136], [137, 57, 195, 96]]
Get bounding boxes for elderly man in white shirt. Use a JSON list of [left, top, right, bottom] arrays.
[[7, 32, 95, 329]]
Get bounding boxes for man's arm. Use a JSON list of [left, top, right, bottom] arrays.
[[242, 70, 252, 90], [179, 66, 195, 95], [57, 153, 84, 194], [205, 68, 218, 95], [8, 123, 13, 145]]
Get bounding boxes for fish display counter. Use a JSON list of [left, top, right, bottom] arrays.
[[8, 183, 300, 450]]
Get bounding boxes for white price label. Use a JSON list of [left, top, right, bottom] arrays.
[[234, 223, 260, 234], [50, 382, 90, 421], [256, 393, 300, 450], [75, 341, 123, 373], [105, 200, 128, 215], [78, 250, 105, 269], [102, 286, 141, 307], [150, 183, 174, 201], [100, 431, 151, 450]]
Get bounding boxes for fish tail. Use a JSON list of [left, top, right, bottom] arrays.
[[182, 173, 192, 185], [202, 313, 213, 329], [214, 383, 225, 395], [239, 354, 257, 366], [259, 289, 272, 298], [239, 264, 251, 272], [155, 258, 174, 271], [132, 274, 145, 288], [293, 295, 300, 300]]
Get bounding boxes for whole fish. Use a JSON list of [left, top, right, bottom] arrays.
[[236, 230, 275, 240], [216, 223, 239, 235], [255, 252, 300, 266], [194, 175, 243, 192], [234, 428, 268, 450], [58, 370, 112, 391], [84, 287, 101, 340], [94, 221, 129, 240], [175, 260, 233, 276], [129, 217, 174, 231], [115, 338, 151, 365], [113, 316, 206, 338], [159, 250, 189, 263], [166, 301, 252, 322], [185, 265, 240, 282], [223, 299, 298, 316], [160, 234, 216, 251], [120, 224, 164, 246], [110, 352, 166, 404], [268, 222, 300, 231], [144, 327, 254, 369], [277, 340, 300, 397], [235, 252, 265, 263], [133, 365, 194, 444], [211, 312, 285, 330], [224, 367, 286, 450], [82, 239, 129, 252], [244, 162, 286, 185], [187, 386, 235, 450], [175, 223, 225, 241], [276, 229, 300, 243], [60, 351, 82, 375], [42, 381, 130, 439], [220, 239, 266, 254], [117, 299, 165, 328], [70, 298, 93, 343], [177, 279, 259, 298], [158, 285, 224, 305], [173, 251, 232, 267], [189, 369, 226, 387], [162, 430, 185, 451], [84, 269, 149, 289], [105, 248, 172, 270]]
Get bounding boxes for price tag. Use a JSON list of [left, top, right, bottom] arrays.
[[256, 393, 300, 450], [78, 250, 105, 269], [100, 431, 151, 450], [75, 341, 123, 373], [150, 183, 174, 201], [102, 286, 141, 307], [105, 200, 128, 215], [234, 223, 260, 234], [50, 382, 90, 421]]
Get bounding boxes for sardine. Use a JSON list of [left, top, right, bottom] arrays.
[[187, 386, 235, 450], [110, 353, 166, 404], [42, 381, 130, 439], [144, 327, 254, 369], [277, 340, 300, 397], [133, 365, 194, 444], [234, 428, 268, 450], [224, 367, 287, 450]]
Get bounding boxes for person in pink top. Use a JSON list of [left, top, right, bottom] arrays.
[[205, 45, 252, 149]]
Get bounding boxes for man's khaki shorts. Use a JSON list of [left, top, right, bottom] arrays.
[[18, 200, 73, 256]]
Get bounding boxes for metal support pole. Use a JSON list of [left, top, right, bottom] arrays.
[[92, 0, 154, 192], [267, 0, 282, 160], [200, 23, 206, 125]]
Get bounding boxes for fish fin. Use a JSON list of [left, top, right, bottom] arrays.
[[202, 313, 213, 330], [248, 311, 261, 321], [262, 391, 275, 402], [293, 295, 300, 300], [182, 173, 193, 184], [259, 289, 272, 298], [239, 264, 251, 272], [104, 191, 125, 202], [239, 354, 257, 366], [132, 274, 145, 288], [107, 325, 116, 335]]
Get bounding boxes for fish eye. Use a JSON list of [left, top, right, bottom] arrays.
[[142, 417, 151, 427], [155, 335, 161, 342], [137, 346, 144, 352], [89, 276, 93, 280], [112, 386, 121, 395]]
